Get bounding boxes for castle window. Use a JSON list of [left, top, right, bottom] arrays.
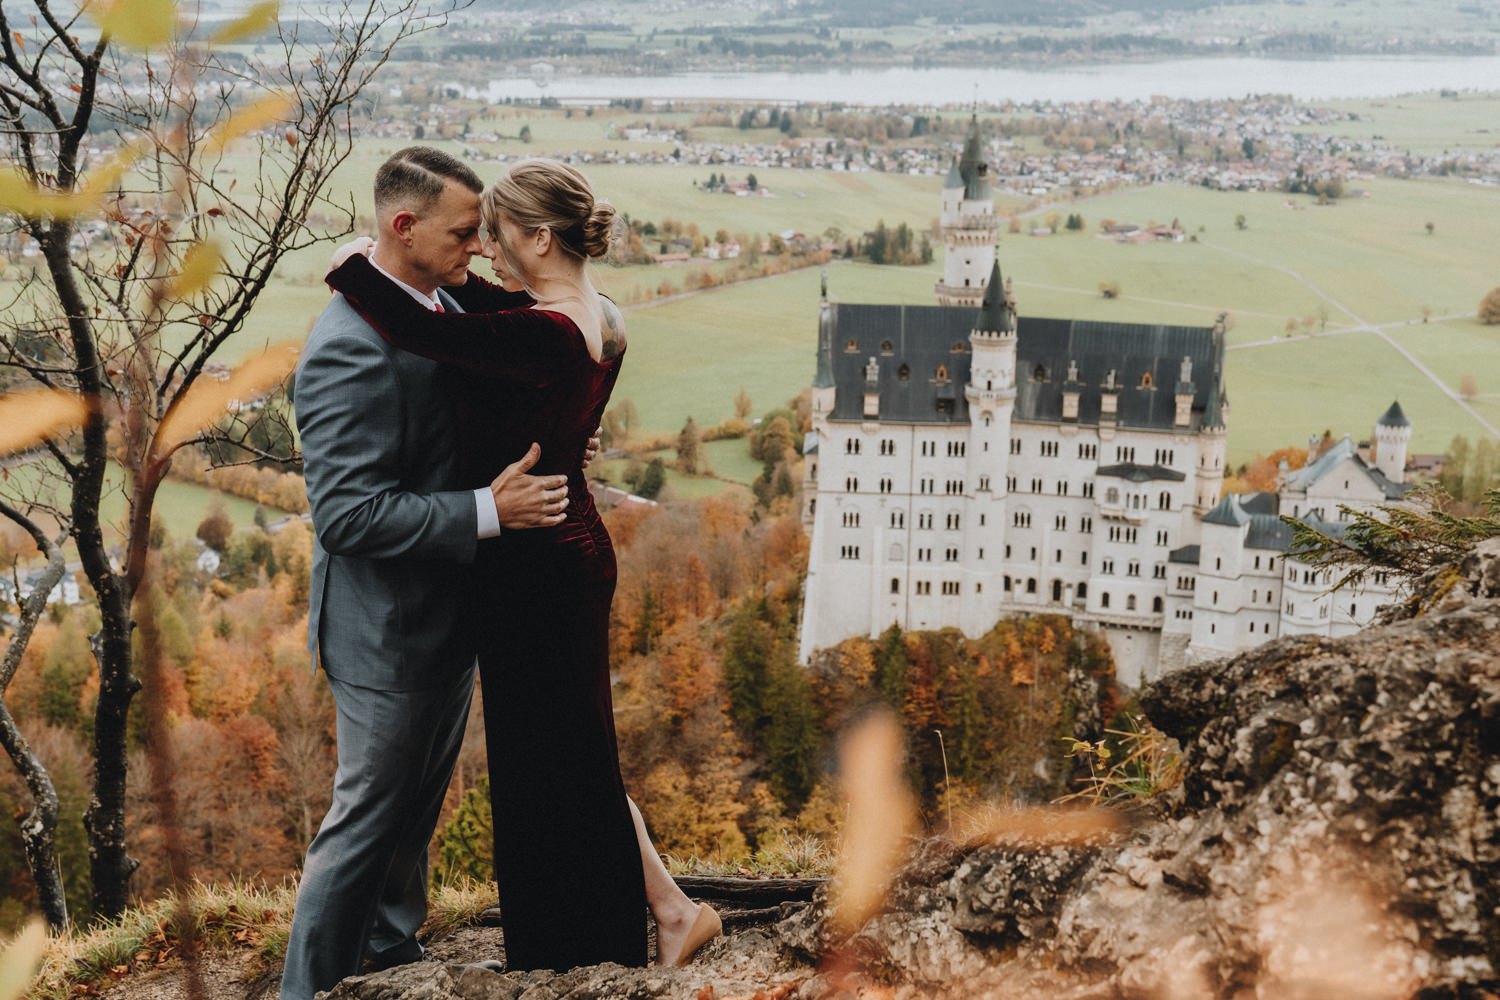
[[935, 365, 949, 383], [1158, 491, 1170, 510], [1140, 372, 1154, 389], [1127, 595, 1137, 611], [880, 340, 894, 354], [1106, 487, 1119, 504], [982, 413, 993, 427], [845, 338, 858, 353], [1004, 576, 1012, 592], [891, 578, 900, 594], [1101, 592, 1111, 609], [898, 364, 911, 381], [1152, 596, 1163, 613], [951, 341, 968, 353], [1026, 578, 1037, 594], [1033, 365, 1047, 382], [1052, 579, 1063, 602], [1077, 582, 1088, 598], [890, 510, 905, 529]]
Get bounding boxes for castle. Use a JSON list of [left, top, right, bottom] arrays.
[[797, 119, 1407, 683]]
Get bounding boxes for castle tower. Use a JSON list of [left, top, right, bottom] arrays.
[[1372, 400, 1411, 484], [966, 259, 1018, 497], [935, 116, 999, 308], [802, 270, 837, 530], [1193, 313, 1230, 513]]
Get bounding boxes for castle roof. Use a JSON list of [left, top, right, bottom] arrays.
[[1096, 463, 1187, 483], [1377, 399, 1411, 428], [818, 305, 1225, 428], [1282, 435, 1407, 500], [943, 160, 964, 190], [957, 115, 991, 201], [977, 260, 1012, 334], [1202, 495, 1250, 527]]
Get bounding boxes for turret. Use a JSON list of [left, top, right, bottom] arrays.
[[1372, 400, 1411, 484], [966, 258, 1017, 496], [935, 115, 999, 308], [1194, 314, 1229, 512]]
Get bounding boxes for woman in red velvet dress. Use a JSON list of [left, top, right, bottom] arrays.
[[325, 159, 718, 972]]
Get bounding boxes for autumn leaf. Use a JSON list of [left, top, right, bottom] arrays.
[[203, 92, 294, 154], [154, 342, 299, 455], [0, 141, 144, 219], [0, 919, 46, 1000], [0, 389, 90, 456], [828, 711, 915, 937], [87, 0, 177, 49], [211, 0, 278, 44], [169, 239, 223, 299]]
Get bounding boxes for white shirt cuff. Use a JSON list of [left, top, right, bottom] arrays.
[[474, 488, 501, 538]]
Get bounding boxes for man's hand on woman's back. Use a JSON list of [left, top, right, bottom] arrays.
[[491, 443, 569, 529]]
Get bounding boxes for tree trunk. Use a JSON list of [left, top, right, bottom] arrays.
[[41, 226, 142, 919], [0, 504, 72, 931]]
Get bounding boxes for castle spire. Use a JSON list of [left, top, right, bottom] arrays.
[[976, 258, 1013, 334]]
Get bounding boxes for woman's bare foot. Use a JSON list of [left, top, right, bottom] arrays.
[[655, 902, 722, 967]]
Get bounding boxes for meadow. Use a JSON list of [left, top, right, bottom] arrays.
[[605, 175, 1499, 469]]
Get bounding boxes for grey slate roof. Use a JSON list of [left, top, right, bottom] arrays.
[[1377, 400, 1411, 428], [1283, 436, 1409, 500], [1169, 544, 1201, 564], [1245, 514, 1293, 551], [1238, 491, 1280, 516], [1096, 463, 1187, 483], [820, 299, 1224, 428], [1202, 495, 1250, 526]]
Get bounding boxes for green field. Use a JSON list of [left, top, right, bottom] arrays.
[[605, 176, 1500, 468], [0, 460, 286, 557], [1305, 92, 1500, 155]]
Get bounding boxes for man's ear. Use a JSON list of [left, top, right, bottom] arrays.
[[391, 210, 419, 244]]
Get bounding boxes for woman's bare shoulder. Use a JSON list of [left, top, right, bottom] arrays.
[[599, 295, 627, 362]]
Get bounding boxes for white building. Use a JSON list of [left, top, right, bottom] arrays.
[[798, 118, 1412, 684]]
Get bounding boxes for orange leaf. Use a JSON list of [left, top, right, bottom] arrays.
[[0, 389, 89, 456], [828, 711, 916, 936], [154, 342, 299, 455]]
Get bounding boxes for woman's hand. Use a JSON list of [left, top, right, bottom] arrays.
[[329, 235, 376, 274], [581, 427, 602, 469]]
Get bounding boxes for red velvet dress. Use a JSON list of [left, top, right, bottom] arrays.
[[326, 255, 646, 971]]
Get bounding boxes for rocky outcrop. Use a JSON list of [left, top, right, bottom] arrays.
[[322, 542, 1500, 999]]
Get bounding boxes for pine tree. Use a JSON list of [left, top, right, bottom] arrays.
[[1281, 483, 1500, 595], [873, 624, 909, 709]]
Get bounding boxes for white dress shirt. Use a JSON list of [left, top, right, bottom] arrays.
[[368, 257, 501, 539]]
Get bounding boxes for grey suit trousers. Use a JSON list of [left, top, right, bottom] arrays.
[[279, 666, 474, 999]]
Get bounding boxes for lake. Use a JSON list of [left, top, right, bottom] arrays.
[[476, 56, 1500, 106]]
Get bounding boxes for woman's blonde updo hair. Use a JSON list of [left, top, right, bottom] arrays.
[[483, 158, 617, 261]]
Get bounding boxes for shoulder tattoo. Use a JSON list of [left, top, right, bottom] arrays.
[[600, 298, 627, 362]]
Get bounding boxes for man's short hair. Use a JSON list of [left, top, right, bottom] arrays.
[[373, 146, 483, 215]]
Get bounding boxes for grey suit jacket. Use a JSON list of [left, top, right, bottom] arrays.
[[296, 289, 477, 691]]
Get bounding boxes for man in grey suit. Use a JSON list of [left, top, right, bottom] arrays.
[[280, 147, 569, 1000]]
